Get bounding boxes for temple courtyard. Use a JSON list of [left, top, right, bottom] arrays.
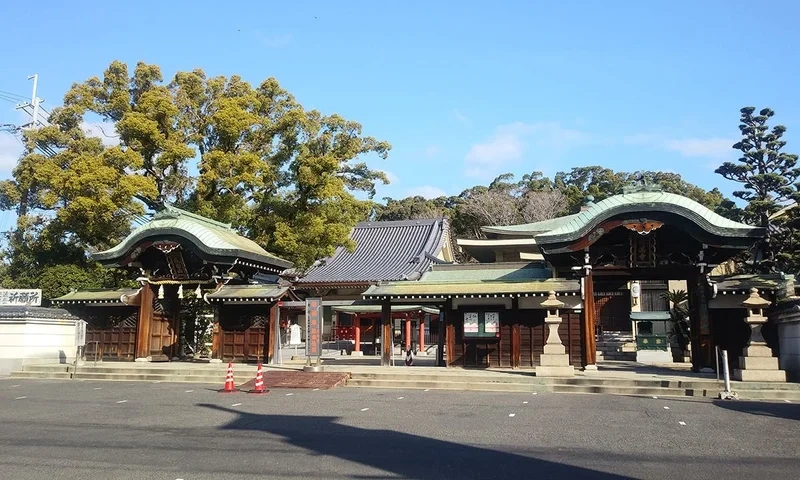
[[1, 379, 797, 479]]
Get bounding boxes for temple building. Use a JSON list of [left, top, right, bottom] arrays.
[[365, 184, 794, 378], [51, 185, 797, 381]]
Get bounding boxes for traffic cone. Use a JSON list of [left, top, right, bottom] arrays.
[[219, 362, 237, 393], [248, 363, 268, 394]]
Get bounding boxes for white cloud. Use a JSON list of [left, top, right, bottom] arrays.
[[406, 185, 447, 199], [623, 133, 735, 161], [381, 170, 399, 184], [0, 132, 23, 173], [453, 109, 471, 126], [424, 145, 442, 158], [81, 121, 120, 147], [663, 138, 734, 159], [464, 121, 590, 178], [253, 31, 292, 48]]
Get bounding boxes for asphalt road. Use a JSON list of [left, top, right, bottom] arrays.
[[0, 379, 798, 480]]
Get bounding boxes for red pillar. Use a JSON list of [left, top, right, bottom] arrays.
[[418, 315, 425, 353], [404, 316, 412, 352], [353, 315, 361, 352]]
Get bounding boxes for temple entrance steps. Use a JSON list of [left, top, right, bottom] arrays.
[[9, 363, 800, 401], [344, 370, 800, 401], [596, 331, 637, 362]]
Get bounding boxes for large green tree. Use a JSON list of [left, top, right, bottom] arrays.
[[0, 60, 391, 295], [716, 107, 800, 273], [716, 107, 800, 272]]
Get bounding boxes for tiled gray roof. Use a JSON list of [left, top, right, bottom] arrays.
[[0, 306, 78, 320], [297, 219, 450, 284]]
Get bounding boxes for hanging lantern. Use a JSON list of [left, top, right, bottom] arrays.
[[158, 285, 165, 299], [177, 285, 184, 299], [194, 285, 202, 298]]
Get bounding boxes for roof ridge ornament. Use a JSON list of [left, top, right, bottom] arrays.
[[623, 174, 663, 194]]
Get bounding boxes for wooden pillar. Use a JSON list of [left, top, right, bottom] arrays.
[[511, 297, 521, 369], [135, 284, 154, 360], [404, 315, 412, 352], [437, 303, 447, 367], [583, 270, 598, 368], [266, 302, 279, 364], [418, 315, 425, 353], [688, 271, 713, 372], [381, 299, 392, 366], [353, 315, 361, 352], [211, 306, 222, 361]]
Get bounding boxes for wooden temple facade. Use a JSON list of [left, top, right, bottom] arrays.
[[53, 186, 794, 379], [55, 206, 294, 364]]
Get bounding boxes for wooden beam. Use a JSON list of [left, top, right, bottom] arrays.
[[267, 302, 279, 364], [381, 299, 392, 366], [437, 300, 449, 367], [583, 270, 598, 367], [511, 297, 521, 369], [688, 271, 713, 372], [135, 284, 154, 359]]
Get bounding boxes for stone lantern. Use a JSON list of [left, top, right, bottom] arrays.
[[733, 288, 786, 382], [536, 291, 574, 377]]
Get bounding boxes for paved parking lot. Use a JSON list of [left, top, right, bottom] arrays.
[[0, 378, 798, 479]]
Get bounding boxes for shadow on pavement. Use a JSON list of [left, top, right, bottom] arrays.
[[712, 400, 799, 420], [198, 403, 632, 479]]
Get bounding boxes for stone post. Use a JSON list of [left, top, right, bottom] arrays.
[[733, 288, 786, 382], [536, 291, 574, 377]]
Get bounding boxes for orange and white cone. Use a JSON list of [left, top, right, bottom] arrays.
[[249, 363, 268, 394], [219, 362, 237, 393]]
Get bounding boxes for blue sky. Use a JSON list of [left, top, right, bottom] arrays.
[[2, 0, 800, 207]]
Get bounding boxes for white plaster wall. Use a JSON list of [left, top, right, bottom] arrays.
[[778, 321, 800, 375], [0, 319, 78, 376]]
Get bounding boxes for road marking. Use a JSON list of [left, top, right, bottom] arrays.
[[360, 408, 369, 412], [663, 406, 670, 410], [397, 396, 404, 400], [286, 393, 294, 396], [10, 384, 20, 388], [678, 421, 686, 426], [93, 387, 103, 390], [523, 401, 529, 404], [14, 396, 26, 400], [231, 403, 242, 407], [508, 413, 516, 417], [423, 389, 430, 392], [184, 390, 194, 393], [116, 400, 128, 404], [313, 388, 319, 391], [785, 400, 792, 403], [532, 392, 538, 395], [652, 396, 658, 399]]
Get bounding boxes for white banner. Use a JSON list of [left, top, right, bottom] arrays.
[[0, 289, 42, 306]]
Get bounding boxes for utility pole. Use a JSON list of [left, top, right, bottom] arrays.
[[15, 74, 43, 129]]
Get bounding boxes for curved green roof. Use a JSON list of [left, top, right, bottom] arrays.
[[536, 190, 762, 244], [482, 213, 581, 236], [482, 190, 763, 244], [92, 205, 292, 271]]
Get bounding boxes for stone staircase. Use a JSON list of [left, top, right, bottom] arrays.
[[596, 332, 637, 361], [346, 370, 800, 401], [9, 363, 800, 401]]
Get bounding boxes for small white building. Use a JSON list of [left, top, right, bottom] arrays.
[[0, 289, 81, 376]]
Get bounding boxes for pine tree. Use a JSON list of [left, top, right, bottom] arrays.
[[716, 107, 800, 273]]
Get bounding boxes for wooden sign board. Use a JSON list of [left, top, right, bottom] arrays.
[[305, 298, 323, 358]]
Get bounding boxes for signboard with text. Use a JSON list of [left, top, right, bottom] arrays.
[[0, 289, 42, 307], [75, 320, 87, 346], [305, 298, 323, 358]]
